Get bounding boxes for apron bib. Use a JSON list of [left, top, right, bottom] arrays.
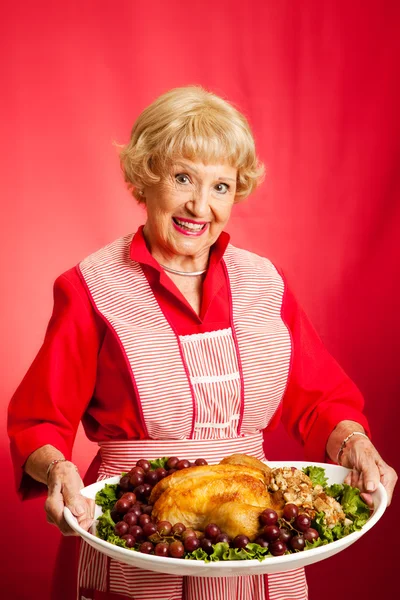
[[77, 235, 307, 600]]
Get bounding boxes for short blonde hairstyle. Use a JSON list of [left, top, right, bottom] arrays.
[[119, 86, 264, 202]]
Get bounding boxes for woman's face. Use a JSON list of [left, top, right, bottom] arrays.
[[142, 159, 237, 265]]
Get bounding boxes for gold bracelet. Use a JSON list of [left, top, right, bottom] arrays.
[[46, 458, 78, 483], [337, 431, 369, 465]]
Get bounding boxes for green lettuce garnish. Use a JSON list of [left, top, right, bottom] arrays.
[[95, 483, 119, 511], [149, 457, 169, 469], [185, 542, 271, 563], [341, 484, 370, 528], [302, 466, 328, 487], [325, 483, 343, 498]]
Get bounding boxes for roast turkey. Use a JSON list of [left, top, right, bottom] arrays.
[[150, 454, 284, 540]]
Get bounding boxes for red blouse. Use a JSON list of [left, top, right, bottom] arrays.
[[8, 227, 370, 498]]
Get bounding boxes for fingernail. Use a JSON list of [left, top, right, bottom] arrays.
[[366, 481, 376, 492]]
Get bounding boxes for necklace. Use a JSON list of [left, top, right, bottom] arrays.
[[160, 263, 207, 277]]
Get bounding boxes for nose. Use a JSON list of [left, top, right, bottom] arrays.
[[186, 185, 210, 217]]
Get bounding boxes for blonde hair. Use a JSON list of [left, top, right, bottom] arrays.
[[119, 86, 264, 202]]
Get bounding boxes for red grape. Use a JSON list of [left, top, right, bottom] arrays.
[[200, 538, 214, 554], [139, 514, 151, 527], [181, 528, 197, 541], [232, 535, 249, 549], [263, 525, 280, 542], [184, 536, 200, 552], [157, 521, 173, 536], [204, 523, 220, 541], [114, 521, 129, 536], [172, 522, 186, 535], [283, 503, 299, 520], [294, 514, 311, 532], [254, 537, 269, 548], [279, 528, 292, 544], [119, 475, 132, 491], [136, 459, 151, 472], [121, 534, 136, 548], [110, 509, 119, 523], [142, 483, 152, 497], [166, 457, 179, 469], [168, 468, 177, 475], [155, 542, 169, 557], [130, 472, 144, 487], [176, 459, 190, 470], [123, 512, 138, 527], [139, 541, 154, 554], [145, 471, 159, 486], [155, 467, 167, 479], [269, 540, 287, 556], [133, 485, 146, 499], [290, 535, 305, 551], [195, 458, 208, 466], [130, 466, 145, 477], [128, 503, 142, 517], [259, 509, 278, 526], [169, 540, 185, 558], [304, 528, 319, 542], [143, 522, 157, 538], [129, 525, 144, 541], [121, 492, 136, 504], [115, 498, 131, 515], [215, 533, 230, 544]]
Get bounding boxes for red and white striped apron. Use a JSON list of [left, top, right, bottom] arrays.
[[77, 235, 308, 600]]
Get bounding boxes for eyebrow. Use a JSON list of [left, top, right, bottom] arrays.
[[174, 162, 236, 183]]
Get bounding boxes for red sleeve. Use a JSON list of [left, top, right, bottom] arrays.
[[268, 273, 371, 462], [7, 268, 102, 499]]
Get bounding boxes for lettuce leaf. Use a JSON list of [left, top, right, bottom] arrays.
[[95, 483, 119, 511], [340, 484, 370, 527], [302, 466, 328, 487], [96, 509, 126, 548], [185, 542, 271, 563], [149, 457, 169, 469], [325, 483, 343, 499], [312, 511, 335, 543]]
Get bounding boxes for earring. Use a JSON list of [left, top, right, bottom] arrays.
[[139, 190, 144, 196]]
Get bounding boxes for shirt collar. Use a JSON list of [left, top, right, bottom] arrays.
[[129, 225, 230, 273]]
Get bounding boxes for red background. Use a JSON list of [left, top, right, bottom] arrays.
[[1, 1, 399, 598]]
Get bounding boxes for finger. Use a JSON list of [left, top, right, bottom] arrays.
[[78, 516, 95, 531], [65, 494, 93, 522], [350, 468, 361, 488], [360, 492, 374, 507], [45, 488, 77, 535], [378, 463, 398, 506], [361, 460, 381, 493], [344, 472, 352, 486]]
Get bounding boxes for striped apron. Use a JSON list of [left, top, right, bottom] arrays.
[[77, 235, 308, 600]]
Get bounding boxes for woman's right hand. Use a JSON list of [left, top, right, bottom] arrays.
[[45, 460, 94, 535]]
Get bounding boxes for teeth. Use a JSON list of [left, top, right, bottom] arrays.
[[174, 218, 205, 231]]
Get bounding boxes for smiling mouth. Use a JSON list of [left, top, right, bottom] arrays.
[[172, 217, 208, 233]]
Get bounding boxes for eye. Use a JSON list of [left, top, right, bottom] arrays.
[[175, 173, 191, 185], [214, 182, 230, 194]]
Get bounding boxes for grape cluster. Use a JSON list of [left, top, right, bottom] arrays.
[[255, 505, 320, 555], [111, 457, 208, 557]]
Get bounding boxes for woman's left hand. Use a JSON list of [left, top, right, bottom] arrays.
[[339, 434, 397, 506]]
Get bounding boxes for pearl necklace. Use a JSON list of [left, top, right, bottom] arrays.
[[160, 263, 207, 277]]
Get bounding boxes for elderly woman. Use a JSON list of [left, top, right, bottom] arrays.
[[8, 86, 397, 600]]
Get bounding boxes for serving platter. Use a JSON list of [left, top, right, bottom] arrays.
[[64, 461, 387, 577]]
